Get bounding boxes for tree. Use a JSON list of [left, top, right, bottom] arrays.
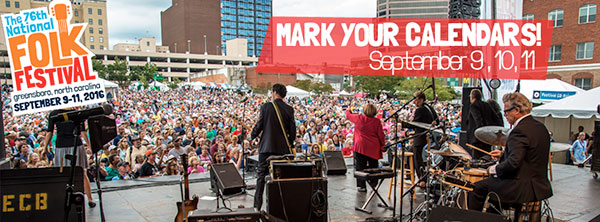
[[106, 56, 129, 87], [168, 77, 182, 89], [294, 80, 312, 91], [354, 76, 405, 97], [394, 77, 459, 101], [92, 58, 107, 79], [310, 82, 334, 95]]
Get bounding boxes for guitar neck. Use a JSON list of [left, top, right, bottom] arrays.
[[184, 174, 190, 200]]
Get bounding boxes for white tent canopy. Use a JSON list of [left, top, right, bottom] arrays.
[[286, 85, 310, 98], [101, 79, 118, 88], [532, 86, 600, 119], [519, 79, 584, 104]]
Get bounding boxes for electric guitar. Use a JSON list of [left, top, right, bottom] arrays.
[[175, 154, 199, 222]]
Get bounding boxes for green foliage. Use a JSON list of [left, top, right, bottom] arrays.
[[168, 77, 182, 89], [354, 76, 405, 96], [106, 57, 129, 87], [310, 82, 334, 95], [394, 77, 459, 101], [293, 80, 312, 91], [129, 63, 157, 89], [92, 58, 107, 79]]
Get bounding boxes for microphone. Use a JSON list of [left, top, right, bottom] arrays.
[[431, 79, 438, 103], [51, 104, 113, 122], [239, 97, 248, 103]]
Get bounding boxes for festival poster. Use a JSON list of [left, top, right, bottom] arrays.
[[2, 0, 106, 116]]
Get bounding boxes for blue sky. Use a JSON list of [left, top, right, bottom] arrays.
[[106, 0, 376, 48]]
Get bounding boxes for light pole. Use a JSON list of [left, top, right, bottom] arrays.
[[174, 42, 177, 53], [203, 35, 207, 55], [187, 40, 191, 54]]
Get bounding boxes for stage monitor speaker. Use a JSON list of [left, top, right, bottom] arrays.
[[0, 167, 84, 222], [427, 206, 506, 222], [210, 163, 246, 195], [323, 151, 347, 175], [592, 121, 600, 172], [267, 177, 327, 222], [459, 87, 482, 148], [188, 208, 261, 222]]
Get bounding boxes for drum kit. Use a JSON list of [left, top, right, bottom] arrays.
[[404, 125, 510, 220]]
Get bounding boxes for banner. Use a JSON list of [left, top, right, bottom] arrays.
[[2, 0, 106, 116], [257, 17, 552, 80]]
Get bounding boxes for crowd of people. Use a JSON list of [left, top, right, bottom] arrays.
[[2, 85, 464, 182]]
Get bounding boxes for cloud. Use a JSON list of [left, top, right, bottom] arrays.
[[107, 0, 376, 49]]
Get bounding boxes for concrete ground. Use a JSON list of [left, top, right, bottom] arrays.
[[86, 163, 600, 222]]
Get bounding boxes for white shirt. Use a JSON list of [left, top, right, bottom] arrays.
[[489, 114, 530, 175]]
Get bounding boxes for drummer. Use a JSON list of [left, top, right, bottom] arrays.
[[468, 92, 553, 211]]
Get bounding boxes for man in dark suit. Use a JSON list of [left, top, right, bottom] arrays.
[[469, 92, 552, 211], [402, 91, 437, 185], [465, 89, 502, 159], [251, 83, 296, 210]]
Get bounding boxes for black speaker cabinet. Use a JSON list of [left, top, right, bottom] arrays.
[[427, 206, 506, 222], [323, 151, 347, 175], [267, 177, 327, 222], [210, 163, 246, 195], [0, 167, 84, 222], [592, 121, 600, 172], [270, 160, 322, 179], [188, 208, 261, 222]]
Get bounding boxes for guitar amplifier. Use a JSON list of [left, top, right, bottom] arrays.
[[187, 208, 261, 222], [0, 167, 84, 222], [270, 159, 322, 179], [267, 177, 327, 222]]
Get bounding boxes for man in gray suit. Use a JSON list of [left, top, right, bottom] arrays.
[[251, 83, 296, 210]]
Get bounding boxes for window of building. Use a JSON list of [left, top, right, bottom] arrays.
[[100, 45, 104, 50], [88, 19, 93, 25], [99, 37, 103, 43], [88, 8, 92, 14], [98, 19, 103, 25], [549, 45, 561, 61], [89, 27, 93, 34], [576, 42, 594, 59], [523, 14, 534, 20], [548, 9, 564, 27], [579, 4, 597, 24], [90, 36, 94, 42], [73, 9, 78, 17], [97, 9, 102, 15], [99, 28, 103, 34], [574, 78, 592, 90], [378, 0, 386, 4], [146, 41, 149, 46], [5, 1, 9, 7], [14, 1, 19, 8], [90, 45, 95, 49]]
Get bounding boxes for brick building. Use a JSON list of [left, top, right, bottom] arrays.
[[523, 0, 600, 90], [245, 67, 296, 88]]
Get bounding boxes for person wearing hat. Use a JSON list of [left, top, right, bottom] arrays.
[[139, 150, 159, 177], [125, 135, 147, 166], [167, 136, 186, 161]]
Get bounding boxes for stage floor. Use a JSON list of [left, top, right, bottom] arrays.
[[87, 163, 600, 222]]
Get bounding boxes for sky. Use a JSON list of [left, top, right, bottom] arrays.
[[106, 0, 376, 48]]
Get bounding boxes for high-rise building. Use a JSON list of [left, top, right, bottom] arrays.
[[161, 0, 271, 57], [0, 0, 109, 50], [161, 0, 221, 55], [377, 0, 449, 18], [220, 0, 271, 57], [524, 0, 600, 90]]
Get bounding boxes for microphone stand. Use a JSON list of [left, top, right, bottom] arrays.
[[64, 120, 86, 222], [94, 152, 106, 222]]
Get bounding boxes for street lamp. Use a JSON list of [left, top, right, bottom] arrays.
[[187, 40, 191, 54], [174, 42, 177, 53], [203, 35, 207, 55]]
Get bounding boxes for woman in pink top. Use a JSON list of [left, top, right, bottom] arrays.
[[187, 156, 205, 174], [345, 103, 385, 192]]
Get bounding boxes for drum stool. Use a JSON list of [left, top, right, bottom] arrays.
[[387, 152, 416, 199]]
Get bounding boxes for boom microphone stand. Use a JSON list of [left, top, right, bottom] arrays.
[[64, 120, 86, 222]]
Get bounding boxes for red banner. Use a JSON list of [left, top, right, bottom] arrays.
[[257, 17, 553, 80]]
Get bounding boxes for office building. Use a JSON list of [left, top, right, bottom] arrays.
[[220, 0, 271, 57], [377, 0, 449, 18], [524, 0, 600, 90], [0, 0, 109, 50]]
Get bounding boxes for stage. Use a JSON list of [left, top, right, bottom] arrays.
[[87, 163, 600, 222]]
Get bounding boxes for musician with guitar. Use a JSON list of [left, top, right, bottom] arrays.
[[174, 153, 199, 222], [250, 83, 296, 210]]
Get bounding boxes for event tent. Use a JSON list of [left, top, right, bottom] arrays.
[[286, 85, 311, 98], [519, 79, 584, 104], [101, 79, 118, 88], [532, 86, 600, 143]]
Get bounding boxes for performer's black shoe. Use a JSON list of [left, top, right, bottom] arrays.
[[357, 187, 367, 192], [88, 201, 96, 208]]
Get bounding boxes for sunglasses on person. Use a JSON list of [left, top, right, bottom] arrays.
[[503, 106, 517, 113]]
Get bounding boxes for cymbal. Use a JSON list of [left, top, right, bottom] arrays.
[[448, 142, 471, 160], [404, 121, 457, 137], [429, 149, 471, 159], [475, 126, 510, 146], [550, 142, 571, 153]]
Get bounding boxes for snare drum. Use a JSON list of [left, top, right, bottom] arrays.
[[459, 168, 489, 183]]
